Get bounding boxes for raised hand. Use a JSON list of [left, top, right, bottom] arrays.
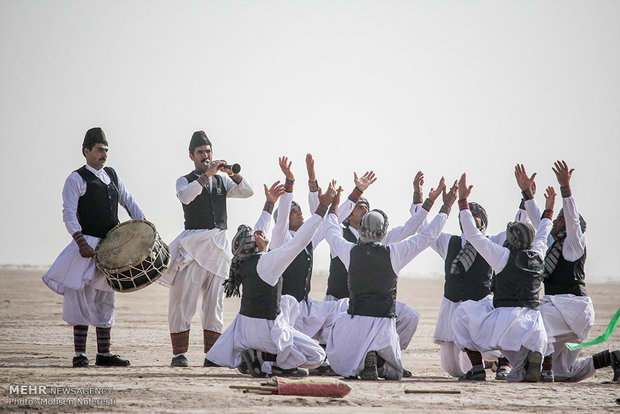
[[458, 173, 473, 200], [354, 171, 377, 192], [428, 177, 446, 202], [264, 181, 285, 204], [278, 156, 294, 181], [318, 180, 338, 207], [544, 186, 557, 211], [443, 180, 458, 207], [514, 164, 537, 192], [306, 153, 316, 182], [413, 171, 424, 193], [332, 185, 344, 209], [552, 160, 574, 188]]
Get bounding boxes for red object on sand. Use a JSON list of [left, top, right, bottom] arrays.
[[230, 376, 352, 398], [274, 377, 351, 397]]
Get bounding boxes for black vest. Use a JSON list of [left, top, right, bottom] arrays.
[[75, 166, 119, 238], [493, 249, 544, 310], [443, 236, 493, 302], [182, 172, 228, 230], [543, 247, 587, 296], [326, 226, 357, 299], [281, 242, 313, 302], [239, 255, 282, 320], [348, 243, 398, 318]]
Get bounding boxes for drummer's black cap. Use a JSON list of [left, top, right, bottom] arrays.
[[82, 127, 108, 153], [189, 130, 212, 153]]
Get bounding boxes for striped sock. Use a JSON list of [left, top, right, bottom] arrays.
[[171, 330, 190, 355], [466, 349, 483, 368], [203, 330, 221, 354], [73, 325, 88, 355], [498, 357, 511, 368], [96, 327, 111, 354], [592, 350, 611, 369], [543, 355, 553, 371]]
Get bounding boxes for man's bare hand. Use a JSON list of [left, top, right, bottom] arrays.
[[552, 160, 574, 188], [428, 177, 446, 202], [458, 173, 473, 200], [318, 180, 338, 207], [354, 171, 377, 192], [264, 181, 285, 204], [306, 153, 316, 182], [413, 171, 424, 193], [79, 244, 94, 258], [443, 180, 458, 207], [279, 156, 294, 181], [514, 164, 537, 192], [544, 186, 557, 211]]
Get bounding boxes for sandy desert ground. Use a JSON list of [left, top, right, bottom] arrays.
[[1, 270, 618, 413]]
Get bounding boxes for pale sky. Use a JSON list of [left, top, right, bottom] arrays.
[[1, 0, 618, 283]]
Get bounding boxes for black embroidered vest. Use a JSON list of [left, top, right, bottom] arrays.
[[443, 235, 493, 302], [348, 243, 397, 318], [75, 166, 119, 238], [326, 226, 357, 299], [182, 172, 227, 230], [239, 255, 282, 320], [493, 249, 544, 310], [281, 242, 313, 302]]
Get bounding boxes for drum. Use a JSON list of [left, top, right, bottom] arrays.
[[95, 220, 170, 292]]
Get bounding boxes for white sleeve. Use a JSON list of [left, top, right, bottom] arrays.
[[256, 213, 322, 286], [176, 176, 204, 205], [487, 231, 507, 247], [308, 186, 319, 213], [324, 213, 355, 269], [532, 217, 553, 258], [430, 232, 453, 260], [336, 198, 355, 225], [116, 175, 145, 220], [223, 173, 254, 198], [560, 195, 586, 261], [62, 172, 86, 235], [270, 190, 294, 249], [383, 203, 429, 244], [389, 212, 448, 274], [254, 209, 273, 236], [524, 198, 542, 229], [460, 209, 510, 273]]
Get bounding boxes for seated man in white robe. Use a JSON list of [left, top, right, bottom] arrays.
[[452, 173, 554, 382], [516, 161, 620, 382], [324, 177, 457, 380], [205, 180, 338, 377]]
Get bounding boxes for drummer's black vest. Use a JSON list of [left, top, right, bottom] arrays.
[[493, 249, 544, 310], [239, 255, 282, 320], [281, 241, 313, 302], [543, 247, 587, 296], [348, 243, 397, 318], [443, 235, 493, 302], [75, 166, 119, 238], [326, 226, 357, 299], [182, 172, 227, 230]]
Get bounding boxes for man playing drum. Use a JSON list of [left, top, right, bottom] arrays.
[[159, 131, 254, 367], [43, 127, 145, 368]]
